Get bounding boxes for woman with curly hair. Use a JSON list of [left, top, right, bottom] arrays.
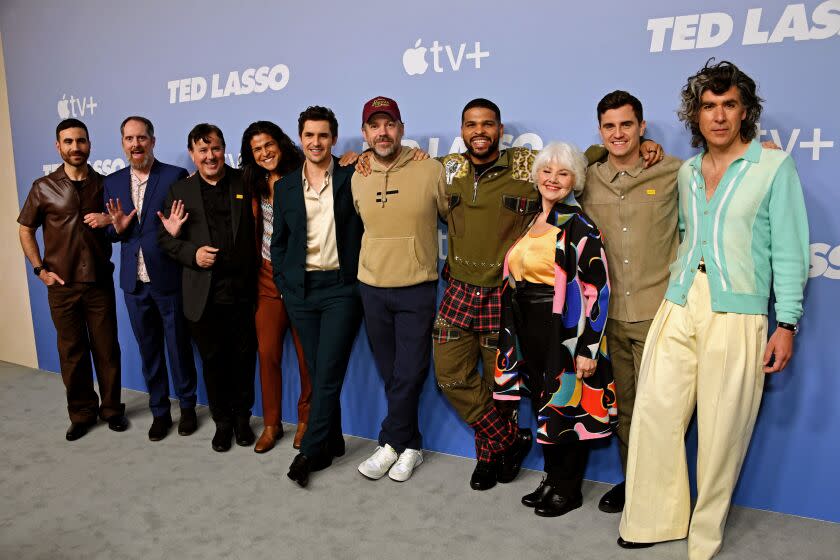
[[239, 121, 311, 452]]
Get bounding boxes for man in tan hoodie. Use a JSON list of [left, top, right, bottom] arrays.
[[351, 96, 447, 482]]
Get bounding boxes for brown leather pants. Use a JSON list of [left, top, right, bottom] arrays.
[[47, 280, 124, 423]]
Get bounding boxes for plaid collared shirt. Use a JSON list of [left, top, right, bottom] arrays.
[[438, 275, 502, 333]]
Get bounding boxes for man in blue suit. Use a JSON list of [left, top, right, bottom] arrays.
[[103, 116, 198, 441]]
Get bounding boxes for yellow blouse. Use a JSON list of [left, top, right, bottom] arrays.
[[508, 225, 559, 286]]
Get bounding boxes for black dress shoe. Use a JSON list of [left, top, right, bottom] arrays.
[[599, 481, 626, 513], [211, 423, 233, 452], [497, 428, 533, 483], [178, 407, 197, 436], [287, 453, 311, 487], [148, 413, 173, 441], [65, 419, 96, 441], [617, 537, 655, 549], [521, 478, 554, 508], [107, 415, 129, 432], [534, 491, 583, 517], [469, 461, 497, 491], [233, 416, 256, 447]]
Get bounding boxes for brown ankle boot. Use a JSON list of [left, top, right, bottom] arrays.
[[293, 422, 307, 449], [254, 425, 283, 453]]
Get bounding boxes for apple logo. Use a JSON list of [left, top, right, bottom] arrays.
[[57, 94, 71, 119], [403, 39, 428, 76]]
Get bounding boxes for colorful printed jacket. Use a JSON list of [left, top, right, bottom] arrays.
[[493, 199, 618, 443]]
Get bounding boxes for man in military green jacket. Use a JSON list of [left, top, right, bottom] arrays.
[[434, 99, 539, 490]]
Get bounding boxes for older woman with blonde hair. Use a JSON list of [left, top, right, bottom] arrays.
[[494, 141, 617, 517]]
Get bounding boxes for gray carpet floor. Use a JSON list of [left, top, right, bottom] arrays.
[[1, 361, 838, 560]]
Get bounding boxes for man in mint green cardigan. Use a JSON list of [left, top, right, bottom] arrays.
[[618, 60, 809, 560]]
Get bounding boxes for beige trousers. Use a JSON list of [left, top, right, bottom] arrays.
[[619, 272, 767, 560]]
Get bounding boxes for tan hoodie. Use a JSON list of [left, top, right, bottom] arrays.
[[351, 147, 447, 288]]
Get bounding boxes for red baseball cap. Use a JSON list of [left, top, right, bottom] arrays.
[[362, 96, 402, 124]]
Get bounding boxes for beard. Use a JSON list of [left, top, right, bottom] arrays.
[[60, 149, 89, 168], [371, 136, 400, 161], [129, 150, 154, 171], [465, 135, 500, 161]]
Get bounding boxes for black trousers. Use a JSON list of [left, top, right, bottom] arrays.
[[188, 301, 256, 424], [283, 272, 363, 459], [513, 281, 590, 497]]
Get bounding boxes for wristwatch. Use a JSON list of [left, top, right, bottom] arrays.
[[33, 265, 48, 276], [777, 321, 798, 335]]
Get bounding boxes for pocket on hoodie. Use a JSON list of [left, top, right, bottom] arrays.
[[360, 236, 423, 281]]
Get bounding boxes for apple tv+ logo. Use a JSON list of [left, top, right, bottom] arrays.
[[402, 39, 489, 76], [57, 94, 98, 119]]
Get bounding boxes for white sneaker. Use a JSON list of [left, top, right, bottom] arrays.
[[358, 444, 398, 480], [388, 448, 424, 482]]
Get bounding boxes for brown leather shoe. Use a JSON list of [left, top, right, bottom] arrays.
[[293, 422, 307, 449], [254, 425, 283, 453]]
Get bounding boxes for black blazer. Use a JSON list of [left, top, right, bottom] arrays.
[[158, 166, 255, 321], [270, 157, 363, 299]]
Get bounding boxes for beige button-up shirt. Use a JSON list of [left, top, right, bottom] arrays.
[[580, 155, 682, 322], [302, 159, 340, 271]]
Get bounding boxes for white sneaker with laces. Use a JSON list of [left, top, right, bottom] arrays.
[[388, 448, 424, 482], [358, 444, 398, 480]]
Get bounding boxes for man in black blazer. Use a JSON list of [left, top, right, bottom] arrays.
[[103, 116, 198, 441], [271, 106, 363, 486], [158, 123, 257, 453]]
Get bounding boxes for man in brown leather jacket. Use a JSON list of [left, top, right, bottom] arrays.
[[18, 118, 128, 441]]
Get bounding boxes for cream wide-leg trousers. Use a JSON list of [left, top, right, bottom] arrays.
[[619, 271, 767, 560]]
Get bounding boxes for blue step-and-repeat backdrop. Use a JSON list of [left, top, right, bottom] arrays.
[[3, 0, 838, 522]]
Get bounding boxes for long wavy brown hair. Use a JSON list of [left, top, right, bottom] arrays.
[[239, 121, 304, 198]]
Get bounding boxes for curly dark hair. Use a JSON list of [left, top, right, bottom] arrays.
[[678, 59, 763, 149], [239, 121, 304, 198]]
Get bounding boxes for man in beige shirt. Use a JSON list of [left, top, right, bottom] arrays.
[[579, 90, 682, 513], [351, 96, 447, 482]]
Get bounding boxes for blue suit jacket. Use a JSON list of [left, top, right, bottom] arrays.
[[103, 160, 188, 294]]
